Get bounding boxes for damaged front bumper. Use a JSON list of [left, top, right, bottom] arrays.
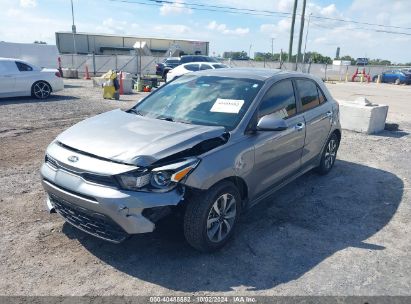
[[40, 161, 184, 243]]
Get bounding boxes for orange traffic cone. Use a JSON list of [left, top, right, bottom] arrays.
[[84, 65, 91, 80]]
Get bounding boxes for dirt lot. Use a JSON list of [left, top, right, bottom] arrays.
[[0, 80, 410, 296]]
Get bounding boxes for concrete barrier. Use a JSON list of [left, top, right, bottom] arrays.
[[338, 97, 388, 134]]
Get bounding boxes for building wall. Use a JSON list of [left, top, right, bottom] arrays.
[[56, 32, 209, 56], [0, 42, 59, 68]]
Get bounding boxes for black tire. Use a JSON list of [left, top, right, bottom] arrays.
[[32, 81, 52, 99], [316, 132, 339, 175], [162, 70, 170, 80], [184, 181, 241, 252]]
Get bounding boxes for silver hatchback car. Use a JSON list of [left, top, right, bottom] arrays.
[[41, 68, 341, 252]]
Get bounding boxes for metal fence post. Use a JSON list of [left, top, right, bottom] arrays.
[[92, 52, 96, 76]]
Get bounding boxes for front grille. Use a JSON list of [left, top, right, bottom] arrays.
[[45, 154, 119, 188], [49, 194, 128, 243]]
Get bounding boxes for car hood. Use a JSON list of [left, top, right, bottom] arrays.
[[56, 109, 226, 166]]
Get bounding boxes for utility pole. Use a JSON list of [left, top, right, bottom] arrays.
[[271, 38, 274, 56], [70, 0, 77, 54], [249, 44, 252, 60], [295, 0, 307, 70], [288, 0, 298, 62], [302, 13, 312, 65]]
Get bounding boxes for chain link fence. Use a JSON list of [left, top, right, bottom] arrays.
[[61, 54, 409, 81]]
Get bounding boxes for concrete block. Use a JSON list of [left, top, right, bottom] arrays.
[[337, 97, 388, 134]]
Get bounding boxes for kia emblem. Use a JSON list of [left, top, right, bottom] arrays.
[[68, 155, 79, 163]]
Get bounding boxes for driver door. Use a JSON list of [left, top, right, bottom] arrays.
[[251, 79, 305, 197]]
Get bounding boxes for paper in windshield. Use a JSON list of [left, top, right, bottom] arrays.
[[210, 98, 244, 114]]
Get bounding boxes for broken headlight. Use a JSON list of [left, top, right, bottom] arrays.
[[116, 157, 200, 192]]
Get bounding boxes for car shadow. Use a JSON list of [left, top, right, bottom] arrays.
[[63, 159, 403, 292], [0, 94, 80, 106], [374, 123, 410, 138]]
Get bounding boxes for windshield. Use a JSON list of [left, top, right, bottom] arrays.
[[132, 75, 263, 130]]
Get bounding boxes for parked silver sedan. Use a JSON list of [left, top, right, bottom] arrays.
[[40, 68, 341, 252]]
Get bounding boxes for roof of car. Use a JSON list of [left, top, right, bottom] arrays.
[[193, 67, 304, 81], [0, 57, 21, 61]]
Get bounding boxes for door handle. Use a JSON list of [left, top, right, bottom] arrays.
[[295, 122, 305, 131], [3, 75, 13, 78], [326, 111, 333, 118]]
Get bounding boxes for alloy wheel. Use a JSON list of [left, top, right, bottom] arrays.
[[206, 193, 237, 243], [33, 82, 51, 99], [324, 138, 337, 169]]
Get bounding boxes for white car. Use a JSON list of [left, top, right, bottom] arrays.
[[166, 62, 229, 82], [0, 58, 64, 99]]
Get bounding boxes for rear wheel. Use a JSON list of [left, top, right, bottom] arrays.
[[395, 79, 401, 85], [184, 181, 241, 252], [32, 81, 51, 99], [316, 133, 339, 175]]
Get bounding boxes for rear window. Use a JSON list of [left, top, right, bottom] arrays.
[[165, 59, 180, 64], [15, 61, 33, 72]]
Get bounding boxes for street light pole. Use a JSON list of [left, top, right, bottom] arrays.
[[70, 0, 77, 54]]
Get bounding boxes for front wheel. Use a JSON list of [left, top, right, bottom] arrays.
[[184, 181, 241, 252], [32, 81, 51, 99], [316, 133, 339, 175]]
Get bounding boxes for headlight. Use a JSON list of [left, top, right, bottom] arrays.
[[115, 157, 200, 192]]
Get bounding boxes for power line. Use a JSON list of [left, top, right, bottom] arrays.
[[107, 0, 411, 34], [310, 21, 411, 36]]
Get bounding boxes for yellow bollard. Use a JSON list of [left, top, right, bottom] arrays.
[[345, 73, 348, 82], [360, 73, 364, 83]]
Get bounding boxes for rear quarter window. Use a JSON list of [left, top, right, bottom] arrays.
[[15, 61, 33, 72]]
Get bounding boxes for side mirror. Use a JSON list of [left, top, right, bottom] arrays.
[[257, 115, 288, 131]]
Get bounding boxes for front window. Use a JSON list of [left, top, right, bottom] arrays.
[[131, 75, 263, 130], [258, 80, 297, 119]]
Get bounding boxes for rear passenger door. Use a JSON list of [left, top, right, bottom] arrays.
[[0, 61, 17, 95], [14, 61, 36, 94], [252, 79, 306, 196], [295, 78, 333, 165]]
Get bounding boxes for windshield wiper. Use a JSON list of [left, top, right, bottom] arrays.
[[156, 115, 175, 122], [129, 108, 144, 116]]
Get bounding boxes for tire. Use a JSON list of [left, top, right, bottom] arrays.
[[395, 79, 401, 85], [316, 132, 339, 175], [184, 181, 241, 252], [32, 81, 51, 99], [162, 70, 169, 80]]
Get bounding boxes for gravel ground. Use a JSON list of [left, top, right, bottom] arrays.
[[0, 79, 410, 296]]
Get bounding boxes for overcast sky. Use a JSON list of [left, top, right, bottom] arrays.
[[1, 0, 410, 63]]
